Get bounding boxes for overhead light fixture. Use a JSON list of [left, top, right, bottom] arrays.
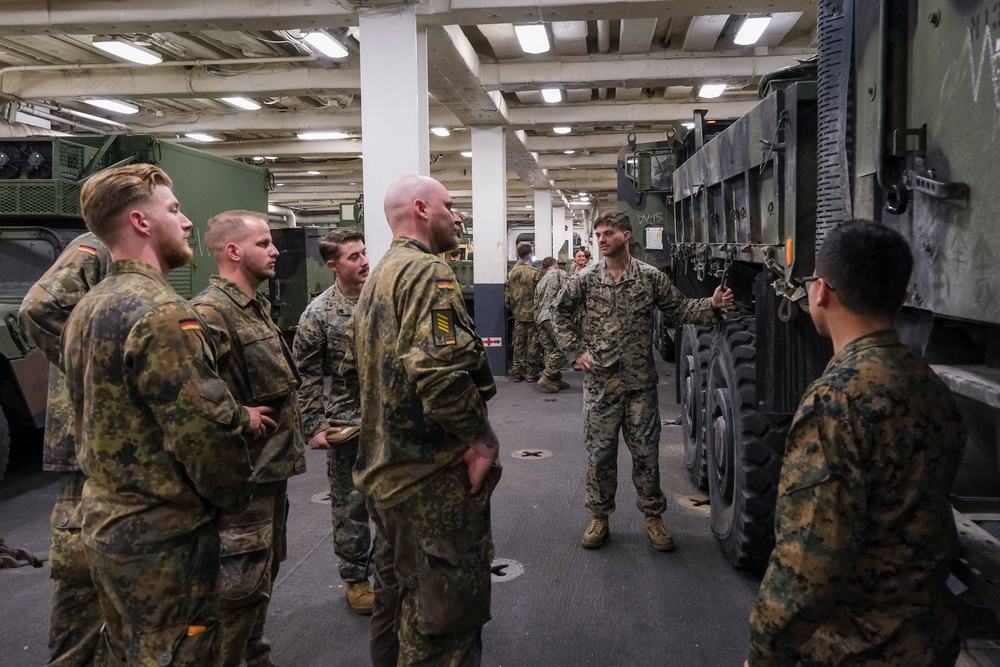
[[514, 24, 550, 54], [698, 84, 727, 99], [579, 191, 588, 196], [553, 126, 572, 134], [60, 107, 131, 128], [184, 132, 221, 142], [92, 36, 163, 65], [264, 156, 278, 160], [297, 131, 349, 140], [431, 127, 451, 137], [682, 122, 696, 129], [541, 88, 562, 104], [306, 170, 321, 175], [303, 30, 350, 58], [564, 150, 576, 154], [734, 16, 772, 46], [526, 205, 533, 210], [84, 99, 139, 114], [220, 97, 261, 111], [461, 151, 473, 158]]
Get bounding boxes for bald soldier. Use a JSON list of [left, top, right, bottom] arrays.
[[191, 211, 306, 667], [61, 164, 274, 667], [349, 174, 502, 666], [19, 232, 112, 666]]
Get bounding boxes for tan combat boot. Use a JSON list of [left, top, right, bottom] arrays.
[[537, 375, 561, 393], [644, 515, 675, 552], [346, 580, 374, 615], [581, 517, 609, 549], [554, 378, 571, 390]]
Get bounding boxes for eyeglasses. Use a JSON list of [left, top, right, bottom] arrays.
[[801, 275, 835, 291]]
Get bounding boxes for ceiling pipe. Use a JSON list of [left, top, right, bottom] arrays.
[[597, 20, 611, 54], [268, 203, 297, 228], [0, 119, 64, 137], [17, 106, 106, 134]]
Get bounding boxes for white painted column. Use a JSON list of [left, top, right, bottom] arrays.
[[470, 126, 507, 372], [360, 7, 429, 264], [552, 205, 567, 259], [533, 190, 553, 259]]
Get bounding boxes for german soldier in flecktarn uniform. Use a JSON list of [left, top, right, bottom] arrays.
[[747, 220, 966, 666], [349, 174, 502, 667], [505, 240, 541, 381], [19, 231, 111, 666], [61, 164, 274, 667], [191, 210, 306, 667]]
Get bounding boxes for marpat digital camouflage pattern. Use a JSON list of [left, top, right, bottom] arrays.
[[18, 232, 111, 666], [505, 259, 540, 379], [748, 330, 966, 666], [292, 281, 373, 584], [534, 267, 569, 382], [191, 275, 306, 667]]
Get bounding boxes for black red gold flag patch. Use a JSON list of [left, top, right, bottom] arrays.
[[179, 318, 201, 331], [431, 308, 456, 346], [436, 279, 454, 290], [78, 245, 98, 256]]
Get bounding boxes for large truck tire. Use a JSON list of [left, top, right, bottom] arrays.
[[0, 409, 9, 489], [679, 324, 713, 490], [704, 318, 790, 572]]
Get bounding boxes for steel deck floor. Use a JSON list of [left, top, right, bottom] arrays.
[[2, 357, 999, 666]]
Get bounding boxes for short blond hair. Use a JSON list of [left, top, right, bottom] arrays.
[[205, 210, 267, 261], [80, 164, 172, 244]]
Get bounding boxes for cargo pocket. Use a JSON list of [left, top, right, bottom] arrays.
[[218, 514, 273, 602], [236, 324, 297, 402], [49, 498, 89, 583], [415, 534, 493, 636]]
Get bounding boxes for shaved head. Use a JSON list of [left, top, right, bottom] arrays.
[[382, 174, 460, 253], [383, 174, 444, 229]]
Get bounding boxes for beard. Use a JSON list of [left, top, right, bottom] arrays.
[[159, 233, 194, 270]]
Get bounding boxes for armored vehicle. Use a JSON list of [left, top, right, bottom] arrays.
[[0, 135, 270, 485], [620, 0, 1000, 613]]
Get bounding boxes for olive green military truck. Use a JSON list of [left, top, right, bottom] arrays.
[[620, 0, 1000, 616]]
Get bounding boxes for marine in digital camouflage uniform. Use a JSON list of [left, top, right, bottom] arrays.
[[551, 211, 730, 551], [748, 221, 965, 666], [350, 175, 501, 667], [191, 210, 306, 667], [504, 242, 541, 381], [61, 164, 268, 667], [292, 228, 374, 615], [533, 257, 570, 390], [18, 232, 111, 667]]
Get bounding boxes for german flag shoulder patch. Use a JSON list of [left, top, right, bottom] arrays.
[[78, 245, 98, 256], [431, 308, 456, 346], [436, 279, 454, 290], [179, 318, 201, 331]]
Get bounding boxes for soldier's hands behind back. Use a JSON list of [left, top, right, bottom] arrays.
[[461, 446, 497, 494], [245, 405, 276, 439]]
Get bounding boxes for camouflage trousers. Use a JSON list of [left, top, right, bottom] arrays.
[[217, 481, 286, 667], [510, 321, 540, 379], [536, 320, 567, 381], [86, 526, 220, 667], [369, 463, 502, 667], [48, 471, 103, 667], [583, 377, 666, 518], [327, 440, 373, 583]]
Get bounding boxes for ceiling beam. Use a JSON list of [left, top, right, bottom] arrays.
[[506, 99, 757, 125], [0, 1, 815, 37]]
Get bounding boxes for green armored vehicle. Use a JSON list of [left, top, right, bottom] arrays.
[[0, 135, 272, 485], [620, 0, 1000, 613]]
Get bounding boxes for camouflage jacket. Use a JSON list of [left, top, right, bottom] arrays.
[[191, 276, 305, 483], [534, 268, 568, 325], [505, 260, 540, 322], [550, 257, 718, 390], [17, 233, 111, 471], [63, 260, 254, 555], [748, 330, 966, 666], [350, 236, 495, 509], [292, 281, 359, 439]]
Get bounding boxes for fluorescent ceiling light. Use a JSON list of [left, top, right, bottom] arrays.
[[84, 99, 139, 114], [579, 191, 588, 196], [306, 170, 321, 175], [514, 24, 550, 54], [698, 84, 727, 99], [92, 37, 163, 65], [541, 88, 562, 104], [431, 127, 451, 137], [526, 205, 533, 209], [461, 151, 473, 158], [303, 31, 349, 58], [564, 150, 576, 154], [221, 97, 261, 111], [682, 122, 696, 129], [264, 156, 278, 160], [61, 107, 131, 128], [553, 126, 572, 134], [185, 133, 221, 142], [297, 131, 349, 140], [734, 16, 772, 46]]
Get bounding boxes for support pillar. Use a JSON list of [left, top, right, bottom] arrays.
[[360, 7, 429, 264], [533, 190, 552, 259], [470, 126, 507, 374]]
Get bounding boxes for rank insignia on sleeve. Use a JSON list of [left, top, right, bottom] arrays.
[[432, 309, 456, 346], [179, 318, 201, 331], [78, 245, 99, 256], [436, 279, 454, 290]]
